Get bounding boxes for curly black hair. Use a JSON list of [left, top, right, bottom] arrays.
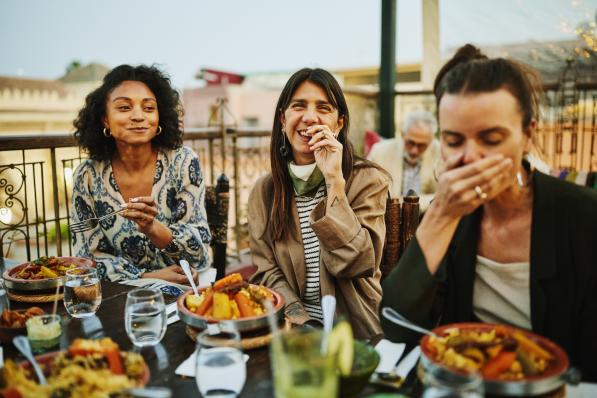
[[74, 64, 183, 160]]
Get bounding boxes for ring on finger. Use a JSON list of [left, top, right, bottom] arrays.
[[474, 185, 488, 200]]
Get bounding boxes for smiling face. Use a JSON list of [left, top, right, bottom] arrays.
[[281, 81, 344, 165], [438, 88, 532, 177], [102, 80, 160, 147]]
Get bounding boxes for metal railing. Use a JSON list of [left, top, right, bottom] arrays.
[[385, 84, 597, 172], [0, 128, 271, 264]]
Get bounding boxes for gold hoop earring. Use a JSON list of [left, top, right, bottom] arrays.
[[103, 127, 111, 137], [156, 126, 162, 135]]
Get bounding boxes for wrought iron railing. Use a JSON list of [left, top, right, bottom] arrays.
[[0, 128, 271, 265]]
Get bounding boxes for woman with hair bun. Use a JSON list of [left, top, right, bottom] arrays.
[[71, 65, 210, 284], [381, 44, 597, 381]]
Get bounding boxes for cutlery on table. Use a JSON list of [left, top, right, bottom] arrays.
[[381, 307, 438, 338], [378, 346, 421, 382], [125, 387, 172, 398], [371, 345, 422, 389], [13, 336, 47, 385], [179, 259, 199, 297], [70, 208, 127, 233]]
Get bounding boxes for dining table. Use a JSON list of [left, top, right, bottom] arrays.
[[4, 281, 414, 398]]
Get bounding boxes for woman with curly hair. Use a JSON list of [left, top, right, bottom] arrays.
[[71, 64, 211, 283]]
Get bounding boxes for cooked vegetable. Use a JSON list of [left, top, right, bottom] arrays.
[[481, 351, 517, 378], [427, 326, 555, 380], [213, 273, 243, 291], [13, 256, 78, 280], [212, 292, 232, 319], [195, 290, 214, 316], [185, 274, 274, 320], [512, 331, 553, 361], [234, 292, 256, 317]]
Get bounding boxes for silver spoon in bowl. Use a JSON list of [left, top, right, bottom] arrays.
[[179, 259, 199, 297], [381, 307, 438, 338], [13, 335, 47, 385]]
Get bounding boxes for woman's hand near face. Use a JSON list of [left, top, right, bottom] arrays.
[[307, 125, 343, 182], [417, 154, 513, 274], [142, 264, 198, 285], [122, 196, 174, 249], [432, 153, 514, 219]]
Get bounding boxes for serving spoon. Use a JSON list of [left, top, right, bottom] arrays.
[[179, 259, 199, 297], [381, 307, 438, 338], [13, 336, 47, 385]]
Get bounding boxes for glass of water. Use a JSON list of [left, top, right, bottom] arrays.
[[125, 287, 167, 347], [64, 266, 101, 318], [195, 326, 246, 398], [0, 279, 10, 313]]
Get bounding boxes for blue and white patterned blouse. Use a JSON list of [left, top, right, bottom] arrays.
[[71, 146, 211, 281]]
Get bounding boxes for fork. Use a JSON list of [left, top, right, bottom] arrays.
[[69, 208, 126, 233]]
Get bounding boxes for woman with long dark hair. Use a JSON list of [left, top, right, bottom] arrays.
[[248, 68, 390, 339], [71, 64, 210, 283], [381, 45, 597, 381]]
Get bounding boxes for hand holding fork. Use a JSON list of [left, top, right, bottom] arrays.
[[70, 207, 127, 233]]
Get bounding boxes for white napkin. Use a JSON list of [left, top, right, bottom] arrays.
[[175, 350, 249, 377], [198, 267, 217, 288], [119, 267, 217, 291], [374, 339, 405, 373], [166, 302, 179, 325], [568, 383, 597, 398]]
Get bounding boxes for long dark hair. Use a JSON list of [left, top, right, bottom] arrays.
[[434, 44, 542, 131], [74, 64, 183, 161], [270, 68, 356, 240]]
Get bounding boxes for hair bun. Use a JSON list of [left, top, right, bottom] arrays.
[[434, 44, 488, 94]]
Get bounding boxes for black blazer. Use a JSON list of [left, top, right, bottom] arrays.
[[381, 172, 597, 382]]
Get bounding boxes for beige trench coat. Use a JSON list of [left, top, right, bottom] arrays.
[[248, 164, 390, 339]]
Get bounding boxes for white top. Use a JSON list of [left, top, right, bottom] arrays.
[[295, 184, 326, 322], [289, 161, 317, 181], [473, 255, 531, 330]]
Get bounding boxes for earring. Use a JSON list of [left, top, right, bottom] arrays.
[[279, 129, 289, 157], [156, 126, 162, 135], [103, 127, 111, 137]]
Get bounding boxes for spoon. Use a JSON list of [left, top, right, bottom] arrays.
[[179, 259, 199, 297], [125, 387, 172, 398], [321, 295, 336, 334], [381, 307, 438, 338], [13, 336, 47, 385]]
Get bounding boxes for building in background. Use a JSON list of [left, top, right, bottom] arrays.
[[0, 63, 108, 134]]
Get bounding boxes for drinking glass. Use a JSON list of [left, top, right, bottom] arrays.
[[125, 287, 167, 347], [63, 266, 101, 318], [422, 367, 483, 398], [195, 326, 246, 398], [0, 279, 10, 313], [271, 329, 338, 398]]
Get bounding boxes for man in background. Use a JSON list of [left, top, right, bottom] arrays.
[[367, 110, 440, 210]]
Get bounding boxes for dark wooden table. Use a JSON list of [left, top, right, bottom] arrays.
[[5, 282, 411, 397]]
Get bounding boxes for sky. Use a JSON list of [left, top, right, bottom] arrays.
[[0, 0, 595, 89]]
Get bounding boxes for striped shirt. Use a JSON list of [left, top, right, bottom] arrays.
[[295, 185, 326, 323], [402, 159, 421, 196]]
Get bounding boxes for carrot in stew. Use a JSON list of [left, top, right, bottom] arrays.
[[213, 273, 243, 291], [234, 292, 255, 317], [482, 351, 517, 378], [196, 290, 214, 316], [104, 346, 124, 375], [512, 331, 553, 361]]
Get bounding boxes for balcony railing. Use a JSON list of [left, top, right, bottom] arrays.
[[0, 128, 271, 265]]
